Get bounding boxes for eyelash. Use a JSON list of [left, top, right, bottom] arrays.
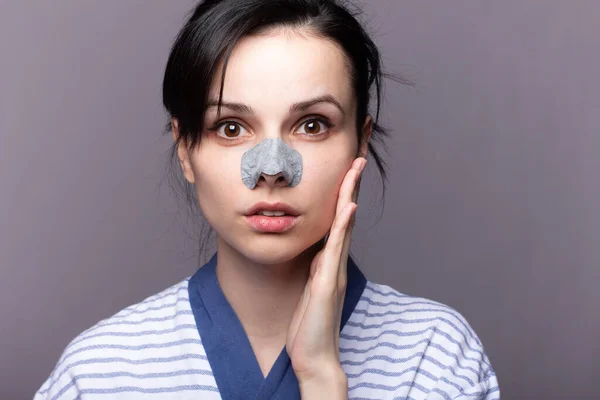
[[208, 116, 333, 141]]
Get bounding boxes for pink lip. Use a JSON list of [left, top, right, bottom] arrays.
[[245, 215, 299, 233], [244, 202, 300, 217], [243, 202, 300, 233]]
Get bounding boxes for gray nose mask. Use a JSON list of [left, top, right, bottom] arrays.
[[241, 138, 303, 189]]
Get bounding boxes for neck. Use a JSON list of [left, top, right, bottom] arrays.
[[214, 237, 324, 342]]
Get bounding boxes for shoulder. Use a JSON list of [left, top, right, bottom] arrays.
[[341, 280, 500, 399], [34, 278, 203, 399]]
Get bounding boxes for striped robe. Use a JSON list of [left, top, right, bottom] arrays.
[[35, 253, 500, 399]]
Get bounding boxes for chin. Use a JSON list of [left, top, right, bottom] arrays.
[[242, 248, 301, 265], [230, 231, 326, 266]]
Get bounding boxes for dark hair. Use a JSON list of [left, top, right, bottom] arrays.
[[160, 0, 410, 258]]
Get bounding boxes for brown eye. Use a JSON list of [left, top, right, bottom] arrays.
[[215, 121, 248, 139], [305, 121, 319, 134], [298, 118, 329, 136], [224, 123, 240, 137]]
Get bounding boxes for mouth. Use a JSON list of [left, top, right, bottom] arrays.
[[244, 202, 300, 233], [245, 202, 300, 217]]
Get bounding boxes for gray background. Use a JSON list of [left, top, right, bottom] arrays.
[[1, 1, 599, 399]]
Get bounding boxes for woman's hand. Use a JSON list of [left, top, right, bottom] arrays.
[[286, 157, 367, 397]]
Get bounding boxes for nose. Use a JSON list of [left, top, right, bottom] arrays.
[[258, 172, 289, 188], [240, 138, 303, 189]]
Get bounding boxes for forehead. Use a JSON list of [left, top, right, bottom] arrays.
[[210, 28, 354, 111]]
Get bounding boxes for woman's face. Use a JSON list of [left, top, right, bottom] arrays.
[[175, 28, 370, 265]]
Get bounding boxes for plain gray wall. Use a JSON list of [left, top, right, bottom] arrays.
[[1, 1, 598, 399]]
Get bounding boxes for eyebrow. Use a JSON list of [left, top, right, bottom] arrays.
[[206, 94, 345, 116]]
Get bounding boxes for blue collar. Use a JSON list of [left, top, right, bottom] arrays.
[[188, 252, 367, 400]]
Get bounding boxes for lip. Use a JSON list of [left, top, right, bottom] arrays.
[[244, 202, 300, 233], [245, 214, 299, 233], [244, 202, 300, 217]]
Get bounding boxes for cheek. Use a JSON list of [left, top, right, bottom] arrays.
[[190, 148, 243, 219], [301, 133, 357, 190], [301, 149, 355, 215]]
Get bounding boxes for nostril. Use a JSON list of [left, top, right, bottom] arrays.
[[258, 172, 288, 187]]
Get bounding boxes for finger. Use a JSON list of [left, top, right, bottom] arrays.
[[340, 191, 359, 275], [340, 202, 355, 277], [351, 157, 366, 205], [352, 172, 363, 205], [337, 200, 355, 291], [309, 249, 323, 279], [315, 158, 364, 294], [334, 203, 357, 345], [330, 159, 364, 281], [324, 158, 365, 245], [336, 158, 364, 215], [336, 158, 367, 216], [324, 157, 364, 289], [315, 202, 357, 290]]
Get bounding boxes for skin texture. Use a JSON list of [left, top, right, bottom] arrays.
[[173, 27, 371, 395]]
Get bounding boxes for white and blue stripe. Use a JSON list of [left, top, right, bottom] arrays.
[[34, 254, 499, 399]]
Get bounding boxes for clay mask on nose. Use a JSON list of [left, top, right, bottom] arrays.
[[241, 138, 303, 189]]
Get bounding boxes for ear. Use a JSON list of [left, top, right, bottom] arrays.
[[358, 115, 373, 158], [172, 118, 196, 185]]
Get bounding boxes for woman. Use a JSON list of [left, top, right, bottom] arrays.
[[35, 0, 500, 399]]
